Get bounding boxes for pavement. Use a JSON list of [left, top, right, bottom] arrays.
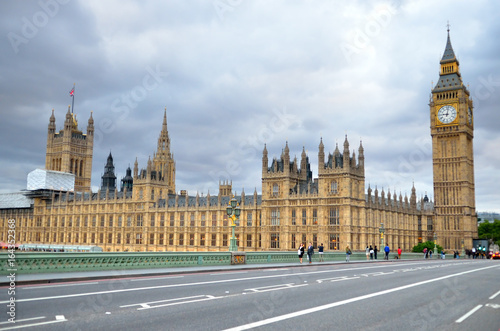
[[1, 259, 395, 286]]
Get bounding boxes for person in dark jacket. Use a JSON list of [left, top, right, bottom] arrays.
[[307, 242, 314, 264], [318, 243, 324, 262], [298, 243, 305, 264]]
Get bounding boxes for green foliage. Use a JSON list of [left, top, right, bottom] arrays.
[[477, 219, 500, 246], [412, 241, 443, 254]]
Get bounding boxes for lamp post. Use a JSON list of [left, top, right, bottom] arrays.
[[461, 238, 465, 258], [433, 232, 437, 259], [379, 222, 385, 249], [226, 196, 240, 252]]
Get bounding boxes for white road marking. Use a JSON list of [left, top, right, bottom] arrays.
[[0, 316, 66, 331], [120, 295, 210, 308], [209, 271, 248, 276], [455, 305, 483, 323], [0, 317, 45, 325], [23, 282, 98, 289], [244, 283, 307, 293], [317, 276, 359, 283], [121, 295, 220, 310], [489, 289, 500, 300], [485, 303, 500, 309], [222, 265, 498, 331], [0, 262, 491, 304]]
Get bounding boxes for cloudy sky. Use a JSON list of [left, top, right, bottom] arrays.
[[1, 0, 499, 213]]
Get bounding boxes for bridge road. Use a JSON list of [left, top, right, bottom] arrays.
[[1, 260, 499, 330]]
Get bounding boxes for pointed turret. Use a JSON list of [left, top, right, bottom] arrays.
[[358, 140, 364, 168], [133, 157, 138, 179], [318, 138, 325, 171], [343, 135, 350, 168], [440, 27, 457, 64]]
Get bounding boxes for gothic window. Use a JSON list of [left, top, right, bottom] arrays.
[[329, 208, 339, 225], [200, 234, 205, 246], [271, 209, 280, 225], [291, 209, 296, 225], [246, 234, 252, 248], [302, 209, 306, 225], [211, 234, 216, 246], [247, 212, 252, 227], [150, 215, 155, 227], [270, 233, 280, 248], [272, 183, 279, 197], [109, 216, 113, 227], [330, 181, 338, 194], [329, 234, 339, 250], [135, 233, 142, 244], [313, 209, 318, 225]]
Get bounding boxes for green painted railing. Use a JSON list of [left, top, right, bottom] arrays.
[[0, 251, 424, 275]]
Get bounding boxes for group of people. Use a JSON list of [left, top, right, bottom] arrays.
[[298, 242, 321, 264], [299, 243, 399, 263]]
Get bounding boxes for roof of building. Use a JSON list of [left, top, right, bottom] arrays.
[[440, 30, 457, 64], [0, 192, 33, 209]]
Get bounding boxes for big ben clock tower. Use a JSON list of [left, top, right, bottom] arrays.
[[430, 27, 477, 251]]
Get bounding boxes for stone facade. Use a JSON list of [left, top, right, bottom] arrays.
[[0, 32, 477, 252]]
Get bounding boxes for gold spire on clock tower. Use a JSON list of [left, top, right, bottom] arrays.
[[430, 26, 477, 251]]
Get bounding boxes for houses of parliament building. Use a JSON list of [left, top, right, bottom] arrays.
[[0, 31, 478, 253]]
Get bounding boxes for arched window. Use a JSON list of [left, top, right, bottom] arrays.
[[272, 183, 279, 197], [330, 181, 338, 194]]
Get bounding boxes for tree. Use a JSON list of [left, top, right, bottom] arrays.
[[412, 241, 443, 254], [478, 219, 500, 246]]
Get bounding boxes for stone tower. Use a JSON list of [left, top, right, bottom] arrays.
[[45, 107, 94, 192], [133, 109, 176, 201], [101, 152, 117, 191], [430, 28, 477, 250]]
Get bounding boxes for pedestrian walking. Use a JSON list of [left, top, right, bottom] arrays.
[[307, 242, 314, 264], [365, 246, 370, 260], [384, 244, 390, 260], [318, 243, 324, 262], [346, 245, 352, 262], [298, 243, 305, 264], [397, 247, 402, 259], [429, 250, 433, 259], [423, 247, 428, 259], [374, 245, 378, 259], [369, 245, 374, 260]]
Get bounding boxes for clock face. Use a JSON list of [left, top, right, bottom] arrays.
[[437, 105, 457, 124], [468, 107, 473, 125]]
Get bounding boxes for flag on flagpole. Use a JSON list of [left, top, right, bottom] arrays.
[[69, 84, 75, 97]]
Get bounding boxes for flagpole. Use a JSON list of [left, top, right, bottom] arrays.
[[70, 83, 75, 114]]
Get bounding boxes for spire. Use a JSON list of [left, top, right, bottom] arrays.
[[162, 107, 167, 130], [318, 137, 325, 171], [440, 23, 457, 64]]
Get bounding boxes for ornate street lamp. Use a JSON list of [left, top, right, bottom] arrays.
[[379, 222, 385, 249], [461, 238, 465, 258], [433, 232, 437, 259], [226, 196, 240, 252]]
